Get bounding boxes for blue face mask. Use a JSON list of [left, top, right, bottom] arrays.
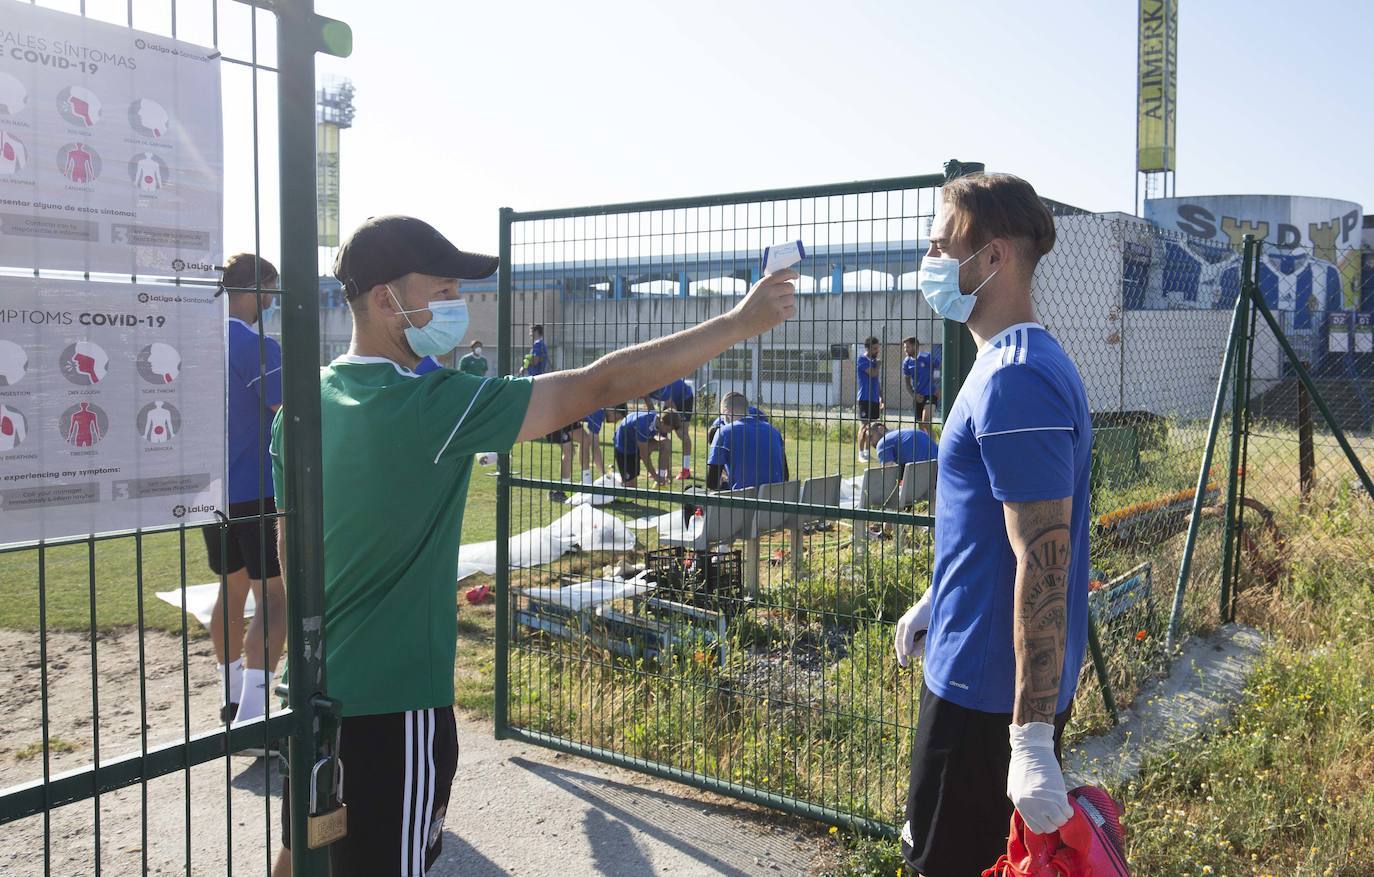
[[388, 285, 470, 358], [918, 242, 998, 323]]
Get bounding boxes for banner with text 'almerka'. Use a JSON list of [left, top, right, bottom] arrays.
[[0, 277, 225, 545], [0, 2, 223, 278]]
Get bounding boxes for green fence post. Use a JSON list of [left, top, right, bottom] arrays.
[[1218, 236, 1256, 623], [494, 207, 514, 740], [937, 160, 985, 416], [1085, 615, 1119, 724], [1165, 278, 1247, 652], [275, 1, 351, 874]]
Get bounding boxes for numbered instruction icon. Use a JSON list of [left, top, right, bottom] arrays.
[[56, 86, 102, 127], [60, 340, 109, 385], [61, 401, 107, 448]]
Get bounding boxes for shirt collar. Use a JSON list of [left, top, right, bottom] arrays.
[[332, 353, 417, 378], [228, 317, 260, 335], [977, 321, 1044, 357]]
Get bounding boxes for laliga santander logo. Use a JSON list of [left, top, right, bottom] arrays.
[[172, 502, 216, 519]]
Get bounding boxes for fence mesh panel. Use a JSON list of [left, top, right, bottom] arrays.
[[491, 179, 1276, 829]]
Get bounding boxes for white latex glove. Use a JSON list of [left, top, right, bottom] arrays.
[[893, 590, 933, 668], [1007, 722, 1073, 835]]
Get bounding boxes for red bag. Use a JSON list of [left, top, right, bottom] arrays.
[[982, 786, 1129, 876]]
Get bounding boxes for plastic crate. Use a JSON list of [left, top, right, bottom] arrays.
[[644, 546, 744, 614]]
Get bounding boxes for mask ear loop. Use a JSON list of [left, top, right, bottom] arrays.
[[386, 284, 423, 329]]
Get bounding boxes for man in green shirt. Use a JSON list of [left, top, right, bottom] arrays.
[[456, 339, 487, 376], [270, 214, 797, 876]]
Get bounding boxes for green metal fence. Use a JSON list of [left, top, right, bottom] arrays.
[[488, 167, 1279, 833], [487, 167, 1373, 835], [0, 2, 346, 875]]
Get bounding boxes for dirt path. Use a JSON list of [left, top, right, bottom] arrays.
[[0, 629, 823, 876]]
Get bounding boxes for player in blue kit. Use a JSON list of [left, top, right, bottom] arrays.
[[645, 378, 696, 480], [874, 426, 936, 468], [613, 409, 681, 488], [855, 335, 883, 461], [892, 174, 1092, 876], [705, 392, 787, 490]]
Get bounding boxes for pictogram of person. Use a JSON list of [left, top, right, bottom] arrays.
[[67, 401, 101, 447]]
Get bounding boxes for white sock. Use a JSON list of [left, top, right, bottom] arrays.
[[582, 469, 592, 484], [682, 455, 690, 469], [234, 668, 272, 723], [218, 658, 244, 706]]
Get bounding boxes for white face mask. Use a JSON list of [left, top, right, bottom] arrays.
[[918, 242, 998, 323], [473, 346, 483, 357]]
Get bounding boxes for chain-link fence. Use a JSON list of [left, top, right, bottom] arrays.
[[488, 171, 1327, 832]]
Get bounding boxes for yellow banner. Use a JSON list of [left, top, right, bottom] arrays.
[[316, 122, 342, 247], [1137, 0, 1178, 173]]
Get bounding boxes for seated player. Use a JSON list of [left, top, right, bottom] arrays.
[[706, 392, 788, 490], [707, 400, 767, 445]]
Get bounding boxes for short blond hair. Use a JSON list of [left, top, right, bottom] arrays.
[[940, 173, 1056, 268]]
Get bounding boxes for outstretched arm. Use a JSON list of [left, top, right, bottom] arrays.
[[517, 271, 797, 442]]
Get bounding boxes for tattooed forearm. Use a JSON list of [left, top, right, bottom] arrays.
[[1004, 499, 1072, 726]]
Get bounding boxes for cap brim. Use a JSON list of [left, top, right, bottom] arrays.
[[424, 248, 499, 281]]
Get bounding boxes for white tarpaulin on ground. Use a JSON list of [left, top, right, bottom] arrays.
[[155, 582, 255, 629], [520, 573, 652, 612], [456, 505, 638, 581], [567, 471, 621, 507], [0, 277, 225, 544], [0, 3, 223, 277]]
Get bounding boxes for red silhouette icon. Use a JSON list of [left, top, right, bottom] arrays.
[[64, 143, 95, 183], [67, 402, 101, 447]]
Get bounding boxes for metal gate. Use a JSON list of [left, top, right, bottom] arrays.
[[0, 2, 347, 874]]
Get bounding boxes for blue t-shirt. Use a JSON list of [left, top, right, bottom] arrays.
[[924, 323, 1092, 715], [613, 410, 659, 454], [710, 406, 765, 434], [856, 354, 881, 402], [527, 338, 548, 376], [649, 379, 693, 409], [706, 416, 785, 490], [582, 408, 606, 435], [875, 428, 936, 467], [227, 318, 283, 504], [414, 356, 442, 375]]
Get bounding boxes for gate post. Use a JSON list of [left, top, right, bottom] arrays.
[[275, 1, 351, 873]]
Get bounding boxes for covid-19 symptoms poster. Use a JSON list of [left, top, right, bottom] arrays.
[[0, 1, 223, 278], [0, 277, 225, 545]]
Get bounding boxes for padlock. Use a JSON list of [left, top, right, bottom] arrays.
[[306, 755, 347, 848]]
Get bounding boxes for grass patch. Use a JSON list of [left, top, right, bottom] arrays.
[[14, 737, 80, 760]]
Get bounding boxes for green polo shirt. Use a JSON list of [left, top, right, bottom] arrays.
[[271, 355, 532, 717], [457, 352, 489, 377]]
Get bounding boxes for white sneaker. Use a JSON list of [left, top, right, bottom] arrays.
[[858, 448, 870, 462]]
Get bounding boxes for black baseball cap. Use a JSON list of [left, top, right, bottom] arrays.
[[334, 215, 498, 298]]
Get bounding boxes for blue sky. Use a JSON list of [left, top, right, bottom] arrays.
[[42, 0, 1374, 263]]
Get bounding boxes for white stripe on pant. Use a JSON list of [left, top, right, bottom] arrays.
[[401, 709, 435, 875]]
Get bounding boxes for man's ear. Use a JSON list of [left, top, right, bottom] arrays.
[[371, 282, 397, 315]]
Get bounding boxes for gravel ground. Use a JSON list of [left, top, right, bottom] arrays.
[[0, 628, 823, 876]]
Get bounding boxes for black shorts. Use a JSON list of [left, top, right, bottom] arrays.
[[670, 394, 695, 421], [201, 499, 282, 580], [283, 707, 459, 876], [915, 394, 930, 417], [614, 448, 641, 483], [543, 426, 573, 444], [857, 400, 882, 422], [902, 682, 1071, 877]]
